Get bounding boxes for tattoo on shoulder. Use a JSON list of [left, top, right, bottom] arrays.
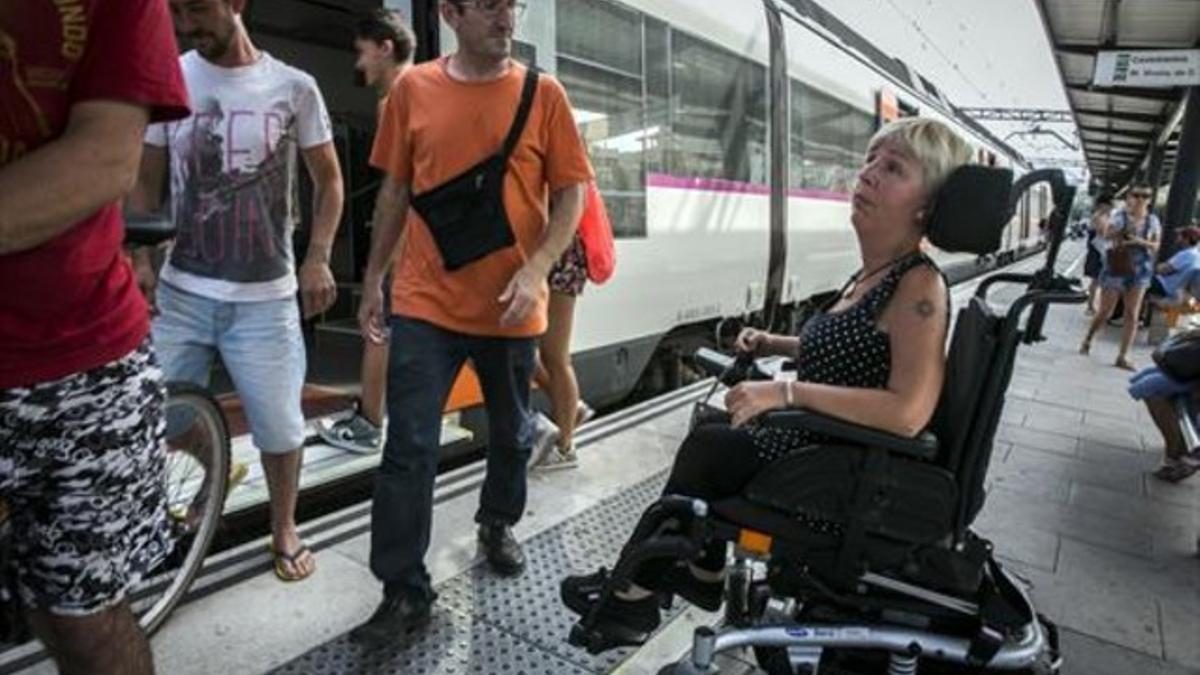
[[914, 299, 936, 319]]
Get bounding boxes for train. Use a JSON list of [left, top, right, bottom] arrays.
[[244, 0, 1051, 410]]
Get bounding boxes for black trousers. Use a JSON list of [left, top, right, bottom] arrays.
[[662, 423, 765, 501], [630, 423, 766, 585]]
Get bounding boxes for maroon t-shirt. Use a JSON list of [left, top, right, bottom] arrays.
[[0, 0, 190, 388]]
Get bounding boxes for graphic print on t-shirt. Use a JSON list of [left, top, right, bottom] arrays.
[[152, 52, 332, 301], [168, 95, 295, 284]]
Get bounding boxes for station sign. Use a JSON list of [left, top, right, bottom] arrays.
[[1093, 49, 1200, 88]]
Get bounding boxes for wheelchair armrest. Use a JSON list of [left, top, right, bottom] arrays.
[[758, 409, 939, 461]]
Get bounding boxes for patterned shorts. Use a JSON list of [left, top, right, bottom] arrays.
[[548, 235, 589, 297], [0, 339, 173, 616]]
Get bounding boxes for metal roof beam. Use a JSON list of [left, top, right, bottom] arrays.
[[1076, 125, 1158, 139], [1088, 145, 1144, 155], [1096, 156, 1140, 163], [1066, 84, 1183, 102], [1072, 108, 1166, 125], [1053, 44, 1185, 57], [1087, 154, 1141, 164], [1083, 138, 1151, 151]]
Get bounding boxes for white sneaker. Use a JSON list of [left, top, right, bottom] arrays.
[[317, 412, 383, 454], [534, 443, 579, 471], [527, 413, 560, 469]]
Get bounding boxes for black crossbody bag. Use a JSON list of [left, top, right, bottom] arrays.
[[410, 66, 540, 271]]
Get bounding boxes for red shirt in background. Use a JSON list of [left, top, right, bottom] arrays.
[[0, 0, 190, 388]]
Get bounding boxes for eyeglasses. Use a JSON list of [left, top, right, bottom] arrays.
[[458, 0, 527, 18], [1130, 191, 1152, 199]]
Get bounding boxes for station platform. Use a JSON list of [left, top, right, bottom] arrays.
[[13, 244, 1200, 675]]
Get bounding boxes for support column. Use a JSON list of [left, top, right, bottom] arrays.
[[1161, 87, 1200, 260], [1147, 143, 1165, 205]]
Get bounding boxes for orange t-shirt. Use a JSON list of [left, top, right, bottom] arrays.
[[370, 58, 593, 337]]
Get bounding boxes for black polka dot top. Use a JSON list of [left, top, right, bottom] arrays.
[[750, 252, 940, 462]]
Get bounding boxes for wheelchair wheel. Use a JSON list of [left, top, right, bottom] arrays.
[[129, 382, 231, 636]]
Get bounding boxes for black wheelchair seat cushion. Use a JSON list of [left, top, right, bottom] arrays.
[[742, 445, 958, 545]]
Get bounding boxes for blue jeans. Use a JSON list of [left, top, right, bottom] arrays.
[[1128, 366, 1193, 401], [370, 316, 536, 600]]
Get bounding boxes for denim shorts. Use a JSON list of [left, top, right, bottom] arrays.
[[1100, 267, 1153, 291], [152, 283, 307, 454], [1128, 366, 1194, 401]]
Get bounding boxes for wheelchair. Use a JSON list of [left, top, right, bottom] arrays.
[[565, 167, 1084, 675]]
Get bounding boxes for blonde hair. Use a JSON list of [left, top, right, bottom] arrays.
[[868, 117, 974, 198]]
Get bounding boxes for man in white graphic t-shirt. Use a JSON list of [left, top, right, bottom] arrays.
[[130, 0, 344, 582]]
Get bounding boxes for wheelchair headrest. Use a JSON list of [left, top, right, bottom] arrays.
[[925, 166, 1014, 255]]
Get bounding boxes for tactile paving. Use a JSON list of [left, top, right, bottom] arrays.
[[270, 608, 591, 675], [272, 472, 672, 674]]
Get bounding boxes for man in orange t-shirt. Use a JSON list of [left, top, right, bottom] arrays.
[[351, 0, 592, 644]]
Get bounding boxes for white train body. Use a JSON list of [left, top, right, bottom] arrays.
[[251, 0, 1050, 406]]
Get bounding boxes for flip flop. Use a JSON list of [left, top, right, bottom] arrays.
[[1114, 358, 1137, 372], [271, 542, 315, 582], [227, 461, 250, 491]]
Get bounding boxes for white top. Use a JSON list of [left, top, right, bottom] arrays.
[[147, 51, 333, 302], [1090, 208, 1113, 254]]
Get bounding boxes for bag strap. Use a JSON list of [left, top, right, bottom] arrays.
[[501, 66, 540, 161]]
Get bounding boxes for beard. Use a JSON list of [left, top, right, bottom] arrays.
[[185, 26, 234, 61]]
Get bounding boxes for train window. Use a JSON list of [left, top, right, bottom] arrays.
[[669, 32, 767, 184], [557, 0, 647, 238], [787, 80, 807, 191], [844, 107, 875, 178], [557, 0, 641, 75], [644, 18, 670, 175], [791, 82, 850, 193], [512, 40, 538, 67]]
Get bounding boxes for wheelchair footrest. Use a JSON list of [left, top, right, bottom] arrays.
[[568, 619, 649, 654]]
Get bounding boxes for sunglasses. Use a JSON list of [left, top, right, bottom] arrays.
[[1130, 191, 1152, 199]]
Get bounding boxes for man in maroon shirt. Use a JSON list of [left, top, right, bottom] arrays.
[[0, 1, 189, 673]]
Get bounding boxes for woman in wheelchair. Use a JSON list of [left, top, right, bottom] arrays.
[[561, 117, 975, 641]]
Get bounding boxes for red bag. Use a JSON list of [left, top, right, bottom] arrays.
[[577, 182, 616, 284]]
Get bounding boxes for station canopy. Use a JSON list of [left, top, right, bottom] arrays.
[[1037, 0, 1200, 194]]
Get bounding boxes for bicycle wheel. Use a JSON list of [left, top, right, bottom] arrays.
[[130, 382, 231, 635]]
